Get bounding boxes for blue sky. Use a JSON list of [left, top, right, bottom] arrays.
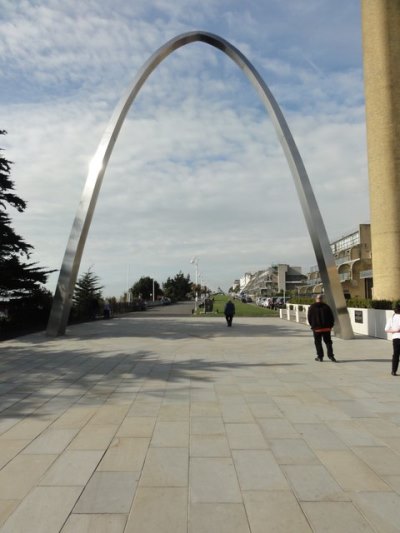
[[0, 0, 369, 297]]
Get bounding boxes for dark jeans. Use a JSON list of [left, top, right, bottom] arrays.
[[392, 338, 400, 374], [313, 330, 334, 359], [225, 314, 233, 327]]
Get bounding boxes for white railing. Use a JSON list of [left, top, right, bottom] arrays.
[[280, 303, 392, 340]]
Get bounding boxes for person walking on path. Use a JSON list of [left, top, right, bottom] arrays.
[[307, 294, 337, 362], [384, 305, 400, 376], [224, 299, 235, 327]]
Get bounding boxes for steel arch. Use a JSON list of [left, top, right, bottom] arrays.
[[46, 30, 353, 339]]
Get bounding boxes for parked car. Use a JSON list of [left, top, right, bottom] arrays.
[[275, 297, 290, 308], [262, 298, 273, 308]]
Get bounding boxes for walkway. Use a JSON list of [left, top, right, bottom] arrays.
[[0, 310, 399, 532]]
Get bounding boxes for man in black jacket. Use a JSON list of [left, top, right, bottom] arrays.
[[307, 294, 337, 362], [224, 299, 235, 327]]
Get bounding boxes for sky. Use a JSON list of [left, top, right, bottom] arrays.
[[0, 0, 369, 297]]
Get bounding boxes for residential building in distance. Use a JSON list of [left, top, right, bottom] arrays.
[[240, 273, 253, 291], [305, 224, 373, 299], [231, 279, 240, 292], [239, 264, 307, 298]]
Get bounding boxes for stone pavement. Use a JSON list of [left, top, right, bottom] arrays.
[[0, 308, 400, 532]]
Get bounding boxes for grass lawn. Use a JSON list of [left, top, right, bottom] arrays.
[[194, 294, 279, 317]]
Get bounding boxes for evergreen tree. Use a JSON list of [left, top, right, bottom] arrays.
[[130, 276, 161, 300], [72, 268, 103, 320], [0, 130, 53, 300], [163, 271, 192, 301]]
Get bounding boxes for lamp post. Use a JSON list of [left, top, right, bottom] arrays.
[[201, 276, 207, 314], [190, 257, 199, 311]]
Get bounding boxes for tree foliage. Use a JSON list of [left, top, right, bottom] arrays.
[[163, 271, 192, 301], [72, 268, 103, 320], [130, 276, 161, 300], [0, 130, 53, 300]]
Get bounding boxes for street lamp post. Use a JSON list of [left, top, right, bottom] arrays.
[[190, 257, 199, 312]]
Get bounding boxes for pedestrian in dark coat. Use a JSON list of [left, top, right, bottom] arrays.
[[224, 300, 235, 327], [307, 294, 337, 362]]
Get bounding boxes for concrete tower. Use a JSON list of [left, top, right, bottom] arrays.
[[361, 0, 400, 300]]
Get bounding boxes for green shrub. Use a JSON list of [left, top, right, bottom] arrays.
[[290, 297, 398, 311], [371, 299, 393, 310], [290, 297, 315, 305], [346, 298, 372, 309]]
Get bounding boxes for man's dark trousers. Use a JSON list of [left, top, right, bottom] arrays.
[[313, 330, 333, 359], [392, 338, 400, 374], [226, 315, 233, 327]]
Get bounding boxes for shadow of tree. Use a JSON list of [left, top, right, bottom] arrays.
[[0, 338, 301, 422], [1, 314, 389, 425]]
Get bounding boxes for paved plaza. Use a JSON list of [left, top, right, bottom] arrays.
[[1, 304, 400, 532]]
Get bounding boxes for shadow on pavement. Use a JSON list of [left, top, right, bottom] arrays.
[[0, 340, 301, 422]]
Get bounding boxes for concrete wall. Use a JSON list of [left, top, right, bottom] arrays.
[[280, 304, 393, 340]]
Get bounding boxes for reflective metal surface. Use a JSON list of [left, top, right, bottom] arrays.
[[46, 31, 353, 339]]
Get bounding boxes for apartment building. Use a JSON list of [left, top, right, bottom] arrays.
[[305, 224, 373, 299], [240, 264, 307, 297]]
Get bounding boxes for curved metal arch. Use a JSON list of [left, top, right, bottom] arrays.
[[46, 30, 353, 339]]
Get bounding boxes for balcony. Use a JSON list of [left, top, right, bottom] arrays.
[[335, 256, 350, 267], [339, 272, 351, 282], [306, 278, 321, 286], [360, 269, 373, 279]]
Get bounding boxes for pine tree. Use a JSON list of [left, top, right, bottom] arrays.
[[162, 271, 192, 301], [72, 268, 103, 320], [0, 130, 53, 300]]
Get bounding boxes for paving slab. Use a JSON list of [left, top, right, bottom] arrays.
[[189, 502, 250, 533], [0, 453, 57, 499], [40, 450, 104, 486], [97, 437, 149, 473], [233, 449, 289, 490], [0, 486, 81, 533], [61, 513, 127, 533], [140, 447, 189, 487], [0, 310, 399, 531], [67, 424, 117, 450], [190, 456, 242, 503], [283, 464, 350, 501], [352, 491, 400, 533], [301, 501, 375, 532], [125, 487, 187, 533], [243, 491, 312, 533], [73, 471, 137, 514], [0, 438, 30, 468], [22, 428, 79, 455]]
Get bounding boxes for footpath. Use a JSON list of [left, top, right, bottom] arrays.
[[0, 312, 399, 532]]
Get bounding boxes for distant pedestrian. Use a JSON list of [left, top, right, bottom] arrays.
[[384, 305, 400, 376], [307, 294, 336, 362], [103, 301, 111, 319], [224, 299, 235, 327]]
